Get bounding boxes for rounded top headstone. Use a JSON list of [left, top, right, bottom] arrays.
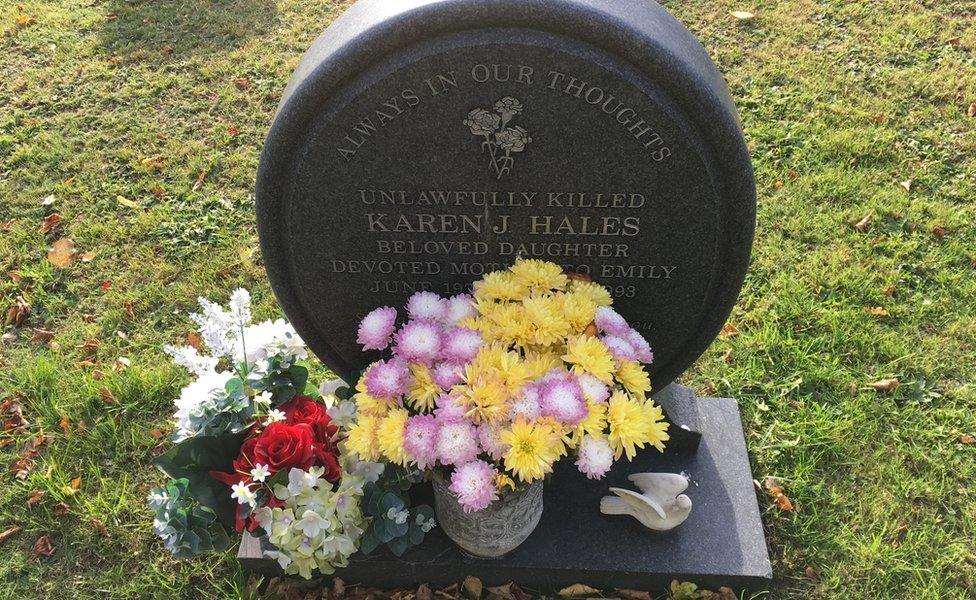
[[256, 0, 756, 389]]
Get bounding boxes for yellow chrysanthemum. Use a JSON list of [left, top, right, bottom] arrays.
[[354, 391, 395, 417], [345, 414, 381, 461], [570, 400, 608, 446], [568, 280, 613, 307], [523, 295, 572, 346], [455, 376, 509, 424], [615, 359, 652, 399], [494, 472, 517, 491], [523, 350, 564, 379], [406, 363, 441, 411], [473, 271, 527, 302], [487, 303, 533, 347], [606, 391, 669, 459], [500, 419, 565, 483], [376, 408, 409, 465], [563, 335, 616, 384], [509, 258, 569, 292], [557, 291, 598, 332]]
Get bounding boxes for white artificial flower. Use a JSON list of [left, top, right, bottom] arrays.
[[250, 463, 271, 483], [253, 391, 273, 406], [266, 409, 287, 424], [385, 507, 409, 525], [228, 288, 252, 329], [296, 509, 330, 537], [231, 481, 256, 507], [172, 370, 234, 441], [415, 513, 436, 532], [190, 297, 236, 358], [164, 344, 218, 377], [319, 378, 345, 398], [147, 490, 168, 504], [235, 319, 302, 366], [326, 400, 357, 427]]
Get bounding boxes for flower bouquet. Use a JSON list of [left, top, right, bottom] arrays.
[[344, 259, 669, 556], [148, 290, 405, 579]]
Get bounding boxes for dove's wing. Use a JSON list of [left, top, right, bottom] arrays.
[[628, 473, 688, 506], [609, 486, 667, 520]]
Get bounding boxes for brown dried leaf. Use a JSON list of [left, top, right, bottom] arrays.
[[6, 295, 30, 327], [31, 534, 55, 559], [233, 75, 252, 90], [48, 238, 76, 268], [186, 332, 202, 349], [730, 10, 755, 21], [865, 306, 889, 317], [0, 219, 17, 230], [91, 369, 106, 380], [59, 414, 70, 434], [463, 576, 483, 599], [931, 225, 946, 239], [31, 328, 54, 345], [0, 526, 22, 544], [148, 428, 165, 440], [99, 387, 116, 404], [80, 251, 97, 262], [583, 322, 598, 337], [899, 179, 912, 193], [720, 323, 740, 337], [615, 590, 651, 600], [882, 284, 896, 297], [91, 518, 110, 537], [39, 213, 63, 234], [416, 583, 432, 600], [968, 102, 976, 118], [191, 169, 207, 191], [27, 489, 45, 508], [53, 502, 69, 516], [959, 434, 975, 445], [557, 584, 600, 598], [763, 477, 794, 512], [804, 565, 820, 580], [853, 213, 872, 232], [871, 378, 900, 392], [139, 156, 165, 170]]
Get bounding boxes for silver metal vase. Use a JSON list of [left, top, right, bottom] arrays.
[[431, 471, 543, 558]]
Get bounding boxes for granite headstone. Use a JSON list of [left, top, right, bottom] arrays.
[[250, 0, 769, 592]]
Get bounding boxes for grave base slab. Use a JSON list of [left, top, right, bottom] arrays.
[[240, 395, 771, 593]]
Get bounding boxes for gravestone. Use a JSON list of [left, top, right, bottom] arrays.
[[248, 0, 771, 592]]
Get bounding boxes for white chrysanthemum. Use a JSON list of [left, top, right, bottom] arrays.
[[444, 294, 478, 325], [578, 373, 610, 404], [575, 435, 614, 479], [173, 370, 234, 440], [236, 319, 307, 365]]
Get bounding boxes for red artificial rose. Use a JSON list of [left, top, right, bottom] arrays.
[[209, 436, 259, 487], [280, 395, 337, 445], [313, 443, 342, 483], [252, 422, 315, 475]]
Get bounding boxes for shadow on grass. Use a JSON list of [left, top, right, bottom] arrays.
[[99, 0, 277, 59]]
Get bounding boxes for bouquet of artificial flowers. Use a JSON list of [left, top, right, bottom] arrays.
[[148, 290, 372, 578], [344, 259, 670, 513]]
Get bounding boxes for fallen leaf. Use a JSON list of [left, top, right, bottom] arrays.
[[854, 213, 872, 232], [31, 535, 55, 559], [101, 280, 110, 291], [66, 476, 82, 495], [91, 369, 106, 380], [871, 378, 900, 392], [80, 251, 97, 262], [77, 338, 99, 358], [91, 518, 110, 537], [773, 179, 784, 189], [99, 387, 116, 404], [53, 502, 69, 516], [417, 583, 432, 600], [148, 428, 165, 440], [124, 301, 135, 319], [233, 75, 252, 90], [959, 434, 975, 445], [720, 323, 740, 337], [116, 195, 140, 209], [6, 295, 31, 326], [723, 347, 734, 364], [59, 414, 70, 434], [40, 194, 56, 206], [946, 37, 961, 47], [882, 284, 896, 297], [191, 170, 207, 192], [228, 125, 240, 137], [865, 306, 889, 317], [804, 565, 819, 580], [7, 270, 20, 283], [463, 576, 483, 599], [11, 455, 35, 479], [557, 584, 600, 598], [39, 213, 62, 234], [763, 477, 794, 511], [31, 328, 54, 345], [139, 156, 165, 170], [48, 238, 76, 268], [186, 332, 201, 349], [968, 102, 976, 118], [899, 179, 912, 193], [27, 489, 45, 508], [931, 225, 946, 239], [616, 590, 652, 600], [730, 10, 755, 21], [15, 13, 33, 26], [0, 526, 21, 545]]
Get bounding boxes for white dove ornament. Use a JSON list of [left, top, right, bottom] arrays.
[[599, 472, 692, 531]]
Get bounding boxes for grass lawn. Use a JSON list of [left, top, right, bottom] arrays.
[[1, 0, 975, 598]]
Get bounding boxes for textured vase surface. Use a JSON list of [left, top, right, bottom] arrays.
[[431, 472, 543, 558]]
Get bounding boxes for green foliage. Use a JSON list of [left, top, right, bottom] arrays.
[[359, 465, 436, 557], [148, 478, 232, 558]]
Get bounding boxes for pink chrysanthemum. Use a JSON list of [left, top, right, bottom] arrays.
[[435, 419, 480, 465], [406, 291, 447, 322], [363, 358, 411, 399], [575, 435, 614, 479], [509, 385, 542, 420], [578, 373, 610, 404], [403, 414, 439, 469], [626, 328, 654, 363], [538, 375, 588, 425], [393, 320, 442, 365], [477, 423, 508, 461], [440, 327, 484, 364], [357, 306, 397, 351], [444, 294, 478, 325], [449, 459, 499, 513], [434, 393, 468, 422], [594, 306, 630, 337], [601, 334, 637, 363], [432, 362, 463, 390]]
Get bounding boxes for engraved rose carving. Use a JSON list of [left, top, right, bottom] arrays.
[[495, 126, 532, 153], [462, 97, 532, 179]]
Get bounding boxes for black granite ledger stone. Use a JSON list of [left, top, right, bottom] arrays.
[[255, 0, 757, 390], [239, 392, 772, 592]]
